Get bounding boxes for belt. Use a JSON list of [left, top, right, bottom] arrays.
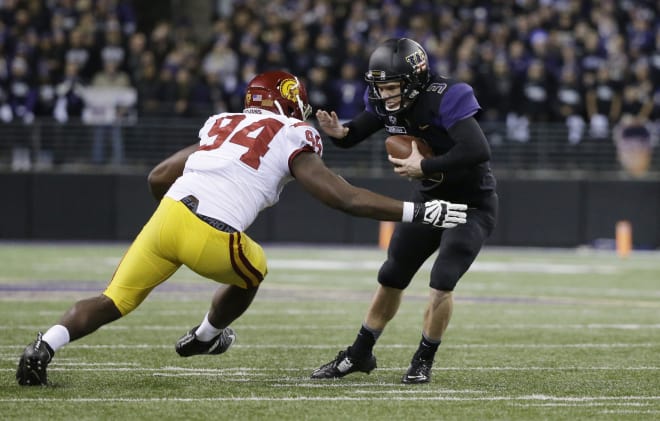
[[180, 195, 238, 233]]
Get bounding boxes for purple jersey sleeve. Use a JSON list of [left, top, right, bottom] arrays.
[[439, 83, 481, 129], [363, 87, 375, 114]]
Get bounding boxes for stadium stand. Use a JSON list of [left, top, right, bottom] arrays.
[[0, 0, 658, 176]]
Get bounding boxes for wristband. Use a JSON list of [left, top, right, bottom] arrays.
[[402, 202, 415, 222]]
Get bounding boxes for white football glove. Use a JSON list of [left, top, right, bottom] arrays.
[[413, 199, 468, 228]]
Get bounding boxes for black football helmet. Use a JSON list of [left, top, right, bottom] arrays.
[[364, 38, 431, 116], [245, 71, 312, 120]]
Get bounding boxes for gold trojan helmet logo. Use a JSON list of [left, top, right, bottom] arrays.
[[279, 78, 300, 102]]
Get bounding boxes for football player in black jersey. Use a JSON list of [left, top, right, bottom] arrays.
[[311, 38, 498, 384]]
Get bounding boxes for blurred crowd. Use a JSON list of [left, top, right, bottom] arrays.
[[0, 0, 658, 147]]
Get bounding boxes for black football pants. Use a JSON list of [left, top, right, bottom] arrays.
[[378, 192, 498, 291]]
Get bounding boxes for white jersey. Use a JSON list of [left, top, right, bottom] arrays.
[[166, 109, 323, 231]]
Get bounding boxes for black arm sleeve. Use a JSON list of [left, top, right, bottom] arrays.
[[420, 117, 491, 174], [329, 111, 384, 148]]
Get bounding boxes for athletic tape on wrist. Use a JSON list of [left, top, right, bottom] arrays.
[[402, 202, 415, 222]]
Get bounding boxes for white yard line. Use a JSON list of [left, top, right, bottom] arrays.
[[0, 395, 658, 403], [267, 259, 619, 274], [3, 323, 660, 331], [1, 365, 658, 372], [1, 342, 658, 351]]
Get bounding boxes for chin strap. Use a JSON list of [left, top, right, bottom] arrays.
[[273, 97, 312, 121]]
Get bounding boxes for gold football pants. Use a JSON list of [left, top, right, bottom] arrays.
[[103, 197, 267, 315]]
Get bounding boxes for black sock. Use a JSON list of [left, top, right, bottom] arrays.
[[415, 334, 441, 361], [349, 324, 381, 359]]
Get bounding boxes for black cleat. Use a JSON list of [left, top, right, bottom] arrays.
[[175, 326, 236, 357], [311, 347, 377, 379], [401, 356, 433, 384], [16, 333, 54, 386]]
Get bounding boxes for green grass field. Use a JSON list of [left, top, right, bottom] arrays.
[[1, 243, 659, 420]]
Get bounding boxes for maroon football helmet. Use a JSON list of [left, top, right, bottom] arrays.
[[244, 71, 312, 120]]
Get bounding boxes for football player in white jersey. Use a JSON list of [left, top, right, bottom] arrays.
[[16, 70, 468, 386]]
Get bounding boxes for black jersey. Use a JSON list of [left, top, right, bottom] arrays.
[[333, 74, 496, 204]]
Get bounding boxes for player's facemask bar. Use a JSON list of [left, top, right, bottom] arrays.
[[272, 77, 312, 121]]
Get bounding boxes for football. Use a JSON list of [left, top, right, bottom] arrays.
[[385, 135, 433, 159]]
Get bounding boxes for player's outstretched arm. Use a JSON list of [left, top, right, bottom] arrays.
[[292, 151, 402, 220], [291, 151, 467, 227], [315, 109, 348, 139], [148, 143, 199, 201]]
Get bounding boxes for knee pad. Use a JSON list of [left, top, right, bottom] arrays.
[[429, 275, 458, 292], [377, 259, 414, 290]]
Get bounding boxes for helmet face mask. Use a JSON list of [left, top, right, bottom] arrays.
[[365, 38, 430, 117], [372, 81, 404, 113], [245, 71, 312, 120]]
